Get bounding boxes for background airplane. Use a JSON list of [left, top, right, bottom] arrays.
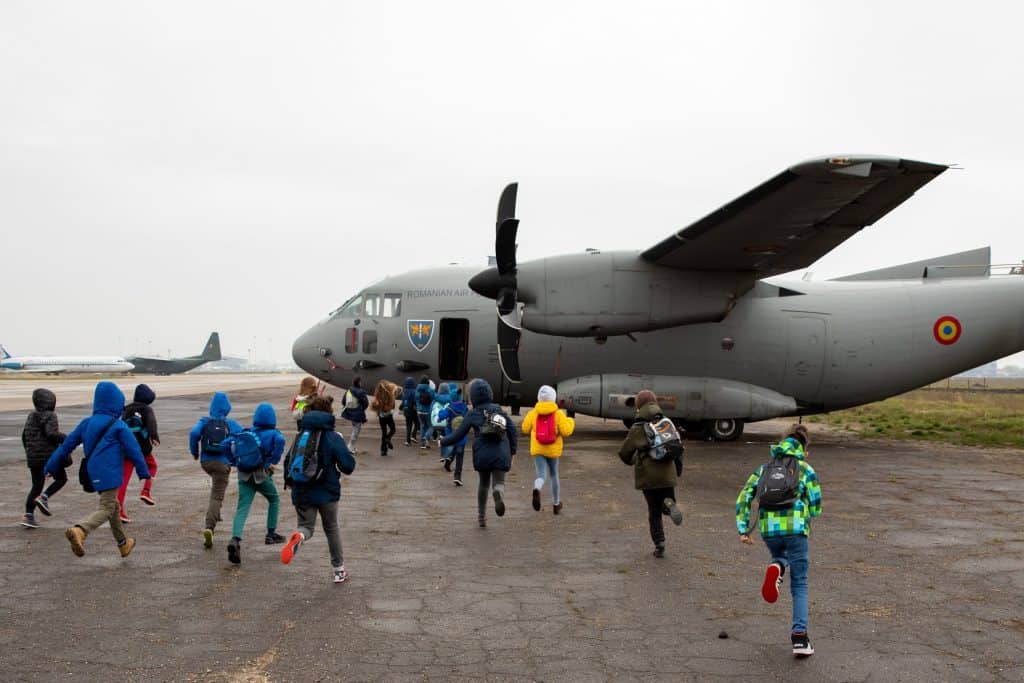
[[291, 155, 1024, 440], [126, 332, 222, 375], [0, 345, 134, 374]]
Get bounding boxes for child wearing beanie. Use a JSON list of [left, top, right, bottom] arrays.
[[520, 385, 575, 514], [117, 383, 161, 522]]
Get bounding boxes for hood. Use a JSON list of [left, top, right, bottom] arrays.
[[93, 381, 125, 417], [770, 437, 806, 460], [403, 377, 416, 390], [31, 388, 56, 412], [209, 392, 231, 418], [636, 402, 663, 422], [253, 402, 277, 428], [437, 382, 450, 394], [535, 401, 559, 415], [133, 384, 156, 405], [469, 379, 494, 406], [300, 410, 336, 431], [434, 389, 451, 404]]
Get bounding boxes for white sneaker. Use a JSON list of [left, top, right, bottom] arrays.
[[333, 566, 348, 584]]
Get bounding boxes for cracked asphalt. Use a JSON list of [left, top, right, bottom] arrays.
[[1, 378, 1022, 682]]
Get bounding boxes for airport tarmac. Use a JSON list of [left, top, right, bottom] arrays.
[[0, 378, 1022, 682]]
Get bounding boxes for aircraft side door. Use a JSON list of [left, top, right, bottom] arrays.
[[782, 315, 827, 404]]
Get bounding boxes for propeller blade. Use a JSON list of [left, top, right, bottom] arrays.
[[497, 316, 522, 383], [497, 182, 518, 224], [495, 218, 519, 277]]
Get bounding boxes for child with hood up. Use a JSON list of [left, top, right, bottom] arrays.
[[399, 377, 420, 446], [21, 388, 67, 528], [44, 381, 151, 558], [430, 383, 452, 462], [340, 376, 370, 454], [117, 383, 160, 523], [437, 386, 469, 485], [441, 379, 517, 527], [521, 385, 576, 514], [280, 395, 356, 584], [189, 392, 243, 549], [224, 402, 287, 565], [414, 375, 435, 450]]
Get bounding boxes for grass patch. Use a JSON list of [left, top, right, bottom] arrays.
[[816, 390, 1024, 448]]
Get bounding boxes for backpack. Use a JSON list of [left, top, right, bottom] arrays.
[[535, 412, 558, 445], [417, 388, 432, 408], [232, 429, 266, 473], [450, 413, 464, 434], [756, 456, 801, 510], [480, 410, 508, 442], [431, 402, 447, 428], [344, 390, 360, 411], [284, 429, 324, 485], [122, 407, 148, 446], [200, 418, 229, 455], [642, 417, 683, 461]]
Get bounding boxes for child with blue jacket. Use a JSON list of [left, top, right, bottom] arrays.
[[44, 381, 151, 558], [414, 376, 435, 450], [437, 386, 469, 485], [399, 377, 420, 446], [188, 392, 243, 549], [224, 403, 287, 565], [430, 382, 452, 462], [280, 395, 356, 584], [441, 379, 517, 526]]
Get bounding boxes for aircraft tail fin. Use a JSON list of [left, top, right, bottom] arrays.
[[201, 332, 222, 361], [0, 344, 10, 360], [831, 247, 991, 282]]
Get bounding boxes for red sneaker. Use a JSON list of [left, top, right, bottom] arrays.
[[139, 492, 155, 506], [762, 562, 784, 603], [280, 531, 304, 565]]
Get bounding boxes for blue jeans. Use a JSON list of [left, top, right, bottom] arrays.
[[451, 445, 465, 480], [417, 413, 433, 447], [532, 456, 560, 505], [763, 534, 809, 633]]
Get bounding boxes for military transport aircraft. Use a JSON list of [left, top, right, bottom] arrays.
[[126, 332, 221, 375], [292, 155, 1024, 440]]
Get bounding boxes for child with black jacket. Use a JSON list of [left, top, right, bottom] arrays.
[[21, 388, 67, 528], [117, 384, 160, 523]]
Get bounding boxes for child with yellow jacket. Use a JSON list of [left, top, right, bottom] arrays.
[[520, 385, 575, 514]]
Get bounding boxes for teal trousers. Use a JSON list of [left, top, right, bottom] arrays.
[[231, 476, 280, 539]]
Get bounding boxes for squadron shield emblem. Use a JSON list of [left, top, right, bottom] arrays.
[[407, 320, 435, 352]]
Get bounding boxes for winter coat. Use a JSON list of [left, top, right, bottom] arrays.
[[289, 410, 356, 506], [441, 380, 517, 472], [399, 378, 417, 414], [520, 401, 576, 458], [189, 392, 243, 465], [736, 437, 822, 538], [414, 382, 435, 414], [438, 400, 469, 448], [22, 388, 66, 468], [226, 403, 287, 484], [618, 402, 679, 490], [122, 401, 159, 456], [429, 389, 451, 429], [341, 386, 370, 424], [44, 382, 150, 493]]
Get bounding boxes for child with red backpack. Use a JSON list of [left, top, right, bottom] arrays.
[[520, 385, 575, 514]]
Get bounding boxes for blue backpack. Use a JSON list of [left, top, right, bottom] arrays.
[[232, 430, 266, 473], [284, 429, 324, 485], [122, 407, 149, 447], [201, 418, 229, 455]]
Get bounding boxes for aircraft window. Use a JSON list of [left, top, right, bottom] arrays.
[[382, 293, 402, 318], [363, 294, 381, 318], [345, 328, 358, 354], [342, 295, 363, 319], [363, 331, 378, 354]]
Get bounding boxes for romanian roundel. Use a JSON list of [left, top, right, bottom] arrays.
[[933, 315, 962, 345]]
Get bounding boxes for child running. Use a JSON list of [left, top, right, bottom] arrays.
[[189, 392, 243, 549], [736, 423, 822, 657], [430, 383, 452, 462], [520, 385, 575, 514], [399, 377, 419, 446], [340, 376, 369, 454], [280, 395, 356, 584], [44, 381, 151, 558], [116, 383, 160, 523], [414, 375, 435, 450], [225, 402, 287, 564], [21, 388, 67, 528], [290, 376, 319, 431], [440, 379, 517, 527], [437, 386, 469, 485], [371, 380, 398, 457]]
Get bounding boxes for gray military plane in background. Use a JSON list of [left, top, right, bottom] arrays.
[[293, 155, 1024, 440], [127, 332, 221, 375]]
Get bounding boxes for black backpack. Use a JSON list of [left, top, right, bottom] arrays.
[[756, 456, 801, 510], [417, 388, 432, 408], [480, 410, 508, 442], [122, 406, 149, 448], [283, 429, 325, 486], [201, 418, 229, 455]]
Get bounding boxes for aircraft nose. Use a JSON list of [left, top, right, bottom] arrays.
[[469, 266, 501, 299], [292, 327, 331, 377]]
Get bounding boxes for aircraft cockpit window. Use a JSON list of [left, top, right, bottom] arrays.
[[342, 295, 363, 319], [382, 293, 402, 318], [363, 294, 381, 318]]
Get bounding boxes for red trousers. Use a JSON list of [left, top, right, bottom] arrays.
[[117, 453, 157, 514]]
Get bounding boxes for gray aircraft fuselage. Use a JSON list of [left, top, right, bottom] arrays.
[[291, 257, 1024, 431]]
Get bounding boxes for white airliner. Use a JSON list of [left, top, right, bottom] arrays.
[[0, 345, 135, 374]]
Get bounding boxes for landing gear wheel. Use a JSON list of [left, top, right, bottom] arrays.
[[707, 418, 744, 442]]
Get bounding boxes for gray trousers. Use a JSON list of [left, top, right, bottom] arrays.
[[78, 488, 126, 543], [348, 421, 362, 450], [296, 501, 344, 568], [477, 470, 506, 519], [201, 460, 231, 530]]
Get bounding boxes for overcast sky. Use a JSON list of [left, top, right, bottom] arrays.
[[2, 2, 1022, 363]]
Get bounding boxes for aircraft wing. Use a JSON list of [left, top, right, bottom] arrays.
[[641, 156, 948, 277]]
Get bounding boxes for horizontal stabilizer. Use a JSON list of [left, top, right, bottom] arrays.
[[832, 246, 991, 281]]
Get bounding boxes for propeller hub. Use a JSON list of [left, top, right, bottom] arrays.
[[468, 266, 501, 299]]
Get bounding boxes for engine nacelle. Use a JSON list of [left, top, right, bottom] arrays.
[[515, 251, 751, 337], [558, 373, 798, 421]]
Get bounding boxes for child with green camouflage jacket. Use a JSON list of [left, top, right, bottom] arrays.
[[736, 424, 822, 658]]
